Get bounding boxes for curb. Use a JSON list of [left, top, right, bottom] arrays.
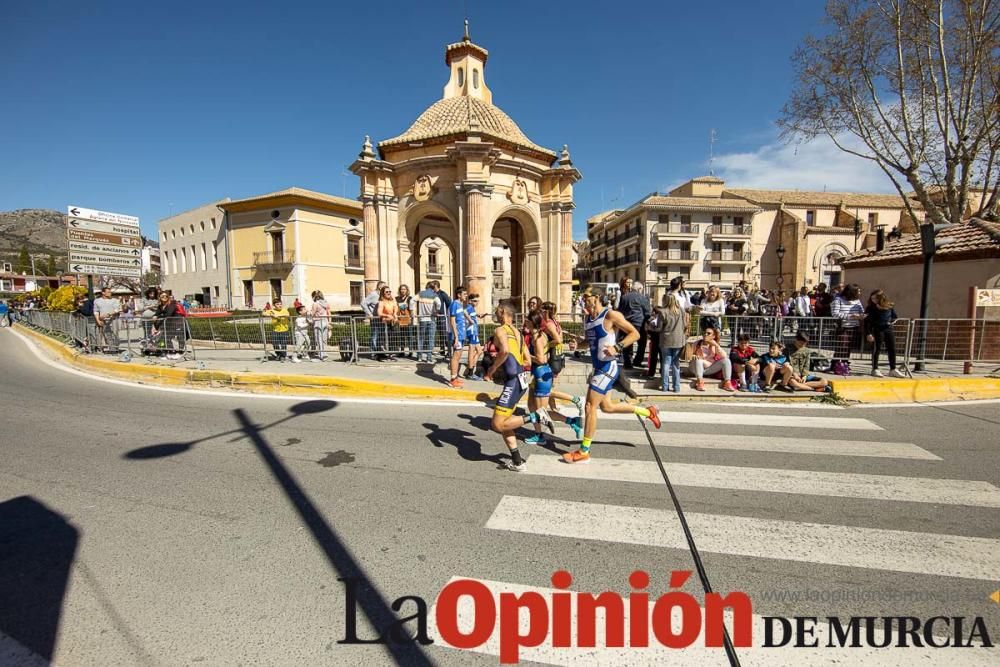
[[14, 325, 490, 403], [831, 375, 1000, 403]]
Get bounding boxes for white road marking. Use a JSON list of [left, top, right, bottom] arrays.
[[486, 496, 1000, 580], [564, 429, 940, 460], [523, 455, 998, 507], [597, 409, 882, 430], [429, 577, 998, 666], [850, 398, 1000, 409], [4, 328, 486, 408]]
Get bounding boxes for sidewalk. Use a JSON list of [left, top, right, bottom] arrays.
[[13, 324, 1000, 404]]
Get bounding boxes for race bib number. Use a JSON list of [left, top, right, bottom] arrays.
[[517, 371, 531, 390]]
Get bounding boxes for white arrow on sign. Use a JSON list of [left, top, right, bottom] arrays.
[[67, 217, 141, 237], [67, 205, 139, 227], [68, 241, 143, 258], [69, 263, 142, 278], [68, 251, 143, 268]]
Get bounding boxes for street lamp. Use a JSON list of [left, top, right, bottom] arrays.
[[775, 243, 786, 287]]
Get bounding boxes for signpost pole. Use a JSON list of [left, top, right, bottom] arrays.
[[87, 275, 94, 299]]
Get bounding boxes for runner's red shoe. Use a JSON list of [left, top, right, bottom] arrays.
[[646, 404, 661, 429]]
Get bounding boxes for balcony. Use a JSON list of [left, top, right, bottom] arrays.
[[708, 223, 753, 238], [252, 250, 294, 271], [345, 255, 363, 272], [656, 223, 699, 238], [426, 263, 443, 277], [654, 249, 699, 264], [706, 250, 751, 263]]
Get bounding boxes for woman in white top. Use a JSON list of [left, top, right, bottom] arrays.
[[310, 290, 331, 361], [698, 285, 726, 333], [832, 283, 865, 371]]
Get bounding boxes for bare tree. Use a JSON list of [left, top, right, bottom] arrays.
[[780, 0, 1000, 226]]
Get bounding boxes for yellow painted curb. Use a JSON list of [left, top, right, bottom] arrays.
[[831, 375, 1000, 403], [15, 325, 491, 402]]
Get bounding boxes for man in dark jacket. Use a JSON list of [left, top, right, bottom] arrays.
[[432, 281, 452, 358], [616, 282, 651, 368]]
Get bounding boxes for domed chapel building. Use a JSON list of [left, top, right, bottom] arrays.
[[351, 24, 581, 312]]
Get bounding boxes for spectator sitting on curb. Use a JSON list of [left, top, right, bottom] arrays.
[[786, 332, 831, 392], [729, 333, 761, 392], [758, 340, 790, 392], [689, 325, 735, 392]]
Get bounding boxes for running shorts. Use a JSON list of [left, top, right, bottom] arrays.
[[494, 377, 526, 416], [531, 364, 553, 398], [588, 359, 620, 395], [465, 331, 480, 346]]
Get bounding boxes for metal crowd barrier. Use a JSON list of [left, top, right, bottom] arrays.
[[19, 310, 196, 360]]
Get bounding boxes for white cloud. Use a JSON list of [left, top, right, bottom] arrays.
[[714, 133, 898, 193]]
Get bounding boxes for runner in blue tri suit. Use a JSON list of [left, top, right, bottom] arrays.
[[523, 312, 584, 446], [562, 289, 661, 464], [486, 302, 555, 472]]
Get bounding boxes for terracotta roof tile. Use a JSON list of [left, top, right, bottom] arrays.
[[643, 195, 761, 212], [841, 218, 1000, 266], [726, 188, 918, 209], [378, 96, 555, 158]]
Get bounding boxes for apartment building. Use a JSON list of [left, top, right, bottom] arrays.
[[160, 199, 231, 306], [587, 176, 923, 302]]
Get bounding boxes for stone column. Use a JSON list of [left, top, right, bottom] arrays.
[[523, 242, 542, 302], [362, 195, 379, 291], [559, 204, 574, 315], [463, 185, 491, 298]]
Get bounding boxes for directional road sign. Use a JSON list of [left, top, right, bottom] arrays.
[[66, 217, 141, 237], [68, 241, 143, 258], [67, 229, 142, 247], [67, 206, 140, 228], [69, 263, 142, 278], [68, 252, 143, 269]]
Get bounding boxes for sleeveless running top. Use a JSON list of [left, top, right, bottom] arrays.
[[586, 308, 617, 366], [499, 324, 524, 377]]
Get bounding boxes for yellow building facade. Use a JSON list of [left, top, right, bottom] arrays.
[[220, 188, 364, 311], [351, 26, 580, 312]]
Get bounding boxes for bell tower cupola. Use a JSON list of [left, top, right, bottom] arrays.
[[442, 20, 492, 104]]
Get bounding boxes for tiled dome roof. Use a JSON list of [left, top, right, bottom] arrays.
[[378, 96, 555, 158]]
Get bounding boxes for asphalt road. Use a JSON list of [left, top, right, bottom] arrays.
[[1, 327, 998, 666]]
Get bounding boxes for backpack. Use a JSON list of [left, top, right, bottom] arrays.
[[173, 301, 187, 317], [831, 359, 851, 376]]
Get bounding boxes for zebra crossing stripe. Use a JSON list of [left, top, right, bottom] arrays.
[[485, 496, 999, 580], [595, 411, 882, 430], [522, 455, 998, 507], [429, 577, 999, 666], [557, 429, 940, 460]]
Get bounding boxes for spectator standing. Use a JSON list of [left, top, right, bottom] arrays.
[[793, 287, 811, 317], [463, 294, 483, 380], [376, 285, 400, 361], [813, 282, 833, 317], [447, 286, 469, 387], [689, 325, 735, 391], [93, 287, 121, 354], [699, 285, 725, 333], [616, 282, 651, 369], [865, 289, 904, 378], [291, 305, 310, 363], [396, 284, 416, 359], [363, 280, 387, 356], [73, 294, 96, 351], [415, 282, 442, 363], [153, 292, 185, 360], [310, 290, 331, 361], [832, 283, 865, 374], [139, 287, 159, 341], [264, 299, 292, 362], [434, 280, 452, 358], [657, 293, 689, 393], [644, 303, 664, 378], [667, 276, 693, 314]]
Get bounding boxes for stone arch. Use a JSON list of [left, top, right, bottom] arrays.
[[400, 199, 458, 243], [490, 203, 541, 246], [813, 241, 851, 286], [487, 204, 543, 310]]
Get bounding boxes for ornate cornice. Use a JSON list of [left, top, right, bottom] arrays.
[[455, 183, 495, 196]]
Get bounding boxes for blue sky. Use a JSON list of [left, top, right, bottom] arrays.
[[0, 0, 896, 240]]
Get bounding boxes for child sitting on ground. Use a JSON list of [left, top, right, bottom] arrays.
[[758, 340, 791, 392], [729, 333, 761, 392], [785, 332, 831, 392]]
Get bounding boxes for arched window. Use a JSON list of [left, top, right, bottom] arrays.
[[473, 69, 479, 89], [457, 67, 464, 87]]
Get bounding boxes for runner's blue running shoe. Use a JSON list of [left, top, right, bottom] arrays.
[[565, 416, 583, 440], [524, 434, 546, 445]]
